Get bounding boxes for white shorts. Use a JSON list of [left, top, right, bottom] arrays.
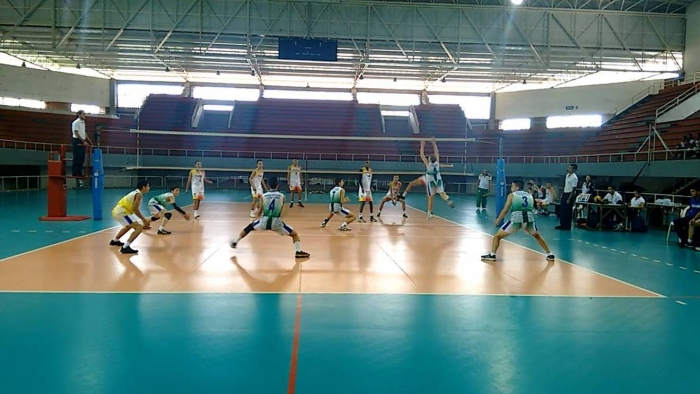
[[192, 188, 205, 201], [358, 190, 373, 202], [251, 186, 263, 198], [500, 212, 538, 235], [289, 180, 302, 191], [420, 175, 444, 196], [329, 203, 351, 215], [148, 203, 165, 216], [384, 191, 395, 199], [112, 207, 138, 227], [252, 217, 293, 236]]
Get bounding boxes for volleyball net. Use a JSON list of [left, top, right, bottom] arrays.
[[106, 128, 500, 198]]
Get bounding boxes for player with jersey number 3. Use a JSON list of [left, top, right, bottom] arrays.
[[481, 180, 555, 262], [230, 176, 310, 258]]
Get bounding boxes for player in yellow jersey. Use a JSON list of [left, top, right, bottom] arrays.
[[249, 160, 268, 218], [185, 161, 212, 219], [109, 180, 151, 254], [377, 175, 408, 218], [287, 158, 305, 208]]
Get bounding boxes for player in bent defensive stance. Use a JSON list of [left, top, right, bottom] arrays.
[[145, 186, 191, 234], [230, 176, 310, 258], [481, 180, 555, 262]]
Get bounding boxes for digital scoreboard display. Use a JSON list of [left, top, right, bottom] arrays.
[[278, 37, 338, 62]]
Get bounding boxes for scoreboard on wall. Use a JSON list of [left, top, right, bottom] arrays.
[[278, 37, 338, 62]]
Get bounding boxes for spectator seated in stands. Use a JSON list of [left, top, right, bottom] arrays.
[[673, 187, 700, 249], [674, 134, 698, 159]]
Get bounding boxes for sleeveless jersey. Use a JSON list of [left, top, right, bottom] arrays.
[[261, 191, 285, 218], [330, 186, 343, 204], [150, 192, 173, 207], [190, 169, 205, 190], [289, 165, 301, 183], [251, 169, 264, 189], [116, 189, 141, 214], [426, 162, 441, 181], [389, 181, 402, 194], [360, 168, 373, 191], [511, 190, 534, 212]]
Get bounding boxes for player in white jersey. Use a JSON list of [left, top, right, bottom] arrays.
[[399, 137, 454, 219], [185, 161, 212, 219], [287, 159, 304, 208], [358, 161, 377, 222], [109, 179, 151, 254], [481, 180, 555, 262], [146, 186, 191, 234], [377, 175, 408, 218], [249, 160, 268, 217], [231, 176, 310, 258], [321, 178, 356, 231]]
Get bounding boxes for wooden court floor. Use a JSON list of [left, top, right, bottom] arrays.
[[1, 189, 699, 394], [0, 201, 660, 297]]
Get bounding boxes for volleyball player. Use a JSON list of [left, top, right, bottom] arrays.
[[377, 175, 408, 218], [249, 160, 268, 218], [185, 161, 212, 219], [147, 186, 191, 234], [481, 180, 555, 262], [321, 178, 356, 231], [358, 160, 376, 222], [231, 176, 310, 258], [399, 137, 454, 219], [287, 159, 304, 208], [109, 179, 151, 254]]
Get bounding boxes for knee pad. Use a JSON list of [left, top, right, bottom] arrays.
[[164, 212, 172, 220]]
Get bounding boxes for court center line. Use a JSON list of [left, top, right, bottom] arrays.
[[287, 293, 302, 394], [406, 206, 667, 299]]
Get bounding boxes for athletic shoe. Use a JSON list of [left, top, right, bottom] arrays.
[[481, 253, 496, 261], [295, 251, 310, 258]]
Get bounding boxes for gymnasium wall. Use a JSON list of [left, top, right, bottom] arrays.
[[0, 64, 112, 109], [685, 1, 700, 77], [494, 80, 659, 120]]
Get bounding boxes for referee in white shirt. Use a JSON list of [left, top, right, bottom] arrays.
[[71, 110, 92, 184], [557, 164, 578, 230]]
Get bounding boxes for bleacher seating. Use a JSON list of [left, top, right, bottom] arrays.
[[581, 83, 699, 155], [2, 84, 696, 164], [0, 107, 133, 151], [411, 104, 467, 159], [136, 95, 201, 131]]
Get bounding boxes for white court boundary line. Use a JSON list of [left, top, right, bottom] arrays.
[[0, 203, 195, 264], [405, 206, 667, 299]]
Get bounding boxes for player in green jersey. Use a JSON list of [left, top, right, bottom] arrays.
[[481, 180, 555, 262], [230, 176, 310, 258], [146, 186, 190, 234], [321, 178, 356, 231]]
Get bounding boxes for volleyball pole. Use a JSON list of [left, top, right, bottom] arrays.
[[495, 138, 506, 226], [92, 148, 104, 220]]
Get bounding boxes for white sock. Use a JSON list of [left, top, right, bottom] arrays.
[[294, 241, 301, 252], [159, 226, 165, 231], [341, 222, 347, 227], [194, 210, 199, 215], [124, 241, 131, 248]]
